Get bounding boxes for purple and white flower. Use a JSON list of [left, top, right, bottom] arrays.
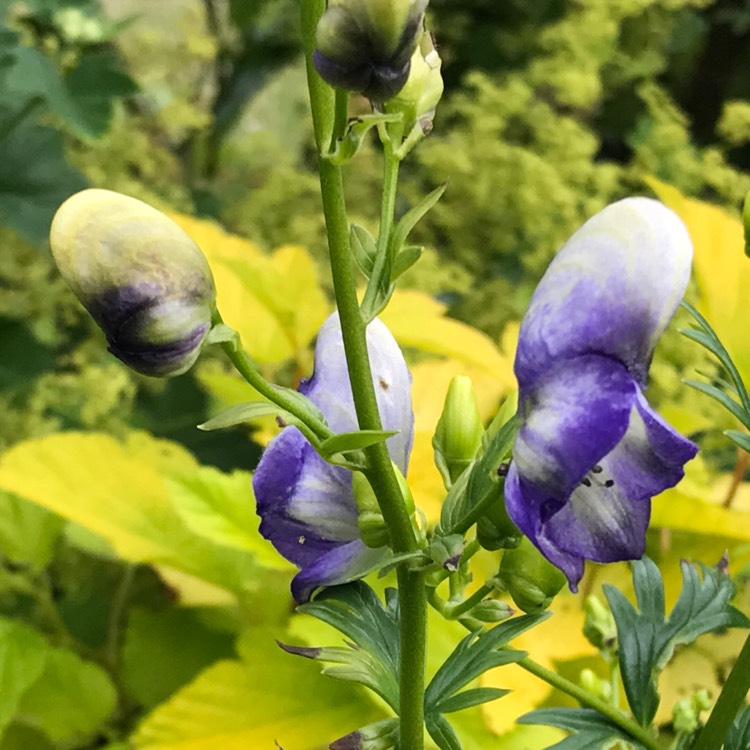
[[253, 313, 413, 602], [505, 197, 699, 589]]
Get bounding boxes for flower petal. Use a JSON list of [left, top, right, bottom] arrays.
[[507, 379, 698, 588], [515, 197, 693, 389], [300, 313, 414, 473], [511, 354, 637, 502], [253, 312, 413, 601]]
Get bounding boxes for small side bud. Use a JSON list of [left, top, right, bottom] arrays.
[[352, 462, 415, 548], [50, 189, 216, 377], [429, 534, 464, 571], [476, 497, 522, 552], [582, 595, 617, 654], [672, 690, 711, 735], [433, 375, 484, 487], [579, 668, 612, 703], [496, 539, 566, 614], [313, 0, 428, 102], [466, 598, 515, 623], [385, 26, 443, 135], [331, 718, 399, 750]]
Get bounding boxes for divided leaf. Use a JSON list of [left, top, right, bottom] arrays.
[[284, 583, 401, 711], [604, 557, 750, 726], [518, 708, 649, 750]]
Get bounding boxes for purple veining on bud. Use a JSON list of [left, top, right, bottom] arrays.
[[50, 189, 216, 377], [505, 198, 699, 589], [253, 313, 413, 603], [313, 0, 428, 102]]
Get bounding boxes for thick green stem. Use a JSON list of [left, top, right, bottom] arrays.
[[517, 657, 662, 750], [691, 631, 750, 750], [301, 3, 426, 747]]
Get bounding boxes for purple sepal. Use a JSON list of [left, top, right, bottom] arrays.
[[507, 198, 697, 589], [253, 313, 412, 602]]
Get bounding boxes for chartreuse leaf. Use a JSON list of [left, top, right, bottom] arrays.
[[518, 708, 648, 750], [726, 706, 750, 750], [132, 628, 383, 750], [17, 647, 117, 742], [0, 619, 47, 736], [168, 213, 329, 365], [284, 583, 401, 711], [0, 432, 285, 595], [0, 492, 63, 571], [122, 607, 236, 709], [604, 557, 750, 727]]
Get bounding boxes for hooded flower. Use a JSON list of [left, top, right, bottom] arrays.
[[505, 197, 698, 589], [253, 313, 413, 602]]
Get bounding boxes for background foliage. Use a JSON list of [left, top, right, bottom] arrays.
[[2, 0, 750, 747]]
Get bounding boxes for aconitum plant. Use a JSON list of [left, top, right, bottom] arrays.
[[49, 0, 750, 748]]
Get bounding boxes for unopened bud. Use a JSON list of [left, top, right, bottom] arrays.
[[497, 539, 566, 614], [583, 595, 617, 654], [331, 717, 399, 750], [313, 0, 428, 102], [433, 375, 484, 487], [429, 534, 464, 571], [385, 26, 443, 135], [467, 599, 514, 623], [50, 189, 216, 377], [476, 497, 521, 551], [579, 669, 612, 702], [352, 462, 415, 548]]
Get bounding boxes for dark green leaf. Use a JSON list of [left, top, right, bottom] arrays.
[[518, 708, 648, 750], [425, 613, 546, 714], [682, 379, 750, 430], [289, 583, 401, 711], [318, 430, 398, 458], [726, 705, 750, 750], [604, 558, 750, 727], [437, 687, 509, 714], [725, 429, 750, 453], [0, 117, 87, 245], [439, 415, 519, 535], [425, 713, 463, 750]]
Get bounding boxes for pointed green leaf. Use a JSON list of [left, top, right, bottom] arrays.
[[319, 430, 398, 458], [425, 713, 463, 750], [325, 113, 401, 165], [198, 401, 288, 431], [437, 687, 510, 714], [388, 184, 446, 262], [351, 224, 378, 278], [391, 245, 424, 281], [725, 429, 750, 453]]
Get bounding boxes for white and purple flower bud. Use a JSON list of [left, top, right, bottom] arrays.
[[50, 189, 216, 377], [313, 0, 428, 102]]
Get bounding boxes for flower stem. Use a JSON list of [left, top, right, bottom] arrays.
[[301, 3, 426, 747], [691, 631, 750, 750], [517, 657, 661, 750]]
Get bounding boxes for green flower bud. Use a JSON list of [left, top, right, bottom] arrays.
[[313, 0, 428, 102], [429, 533, 464, 571], [673, 697, 700, 734], [50, 189, 216, 377], [385, 26, 443, 135], [476, 494, 522, 551], [352, 462, 415, 549], [583, 595, 617, 654], [433, 375, 484, 487], [467, 599, 515, 623], [497, 538, 566, 614], [579, 668, 612, 703], [331, 717, 399, 750]]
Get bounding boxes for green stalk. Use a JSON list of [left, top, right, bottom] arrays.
[[301, 3, 427, 748], [691, 632, 750, 750], [214, 312, 333, 442], [517, 657, 662, 750]]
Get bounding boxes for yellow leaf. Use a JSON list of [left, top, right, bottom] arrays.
[[168, 213, 329, 365], [380, 289, 516, 384], [0, 432, 279, 594], [646, 178, 750, 380], [132, 629, 382, 750]]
